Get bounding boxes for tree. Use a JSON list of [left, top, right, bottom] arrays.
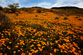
[[8, 3, 19, 13], [0, 6, 3, 10]]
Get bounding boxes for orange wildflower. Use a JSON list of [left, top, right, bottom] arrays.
[[15, 45, 19, 48], [69, 50, 73, 53], [34, 50, 38, 53], [18, 50, 20, 52], [39, 48, 43, 51], [73, 42, 78, 48], [13, 51, 16, 54], [29, 53, 32, 55], [64, 51, 67, 53], [80, 36, 83, 40], [37, 44, 41, 47], [67, 30, 73, 34], [54, 49, 57, 53], [0, 53, 2, 55], [78, 51, 81, 53], [50, 53, 53, 55], [21, 53, 26, 55]]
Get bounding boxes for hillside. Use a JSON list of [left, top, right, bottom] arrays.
[[51, 7, 83, 16], [0, 7, 83, 55]]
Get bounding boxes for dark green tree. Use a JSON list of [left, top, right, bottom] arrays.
[[0, 6, 3, 10], [8, 3, 19, 13]]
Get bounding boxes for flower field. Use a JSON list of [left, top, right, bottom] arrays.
[[0, 8, 83, 55]]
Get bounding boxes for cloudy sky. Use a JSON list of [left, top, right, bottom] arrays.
[[0, 0, 83, 8]]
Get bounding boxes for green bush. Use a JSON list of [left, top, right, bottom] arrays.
[[0, 6, 3, 10], [64, 17, 68, 20], [78, 18, 82, 20], [55, 16, 59, 19], [37, 9, 42, 13], [8, 3, 19, 13]]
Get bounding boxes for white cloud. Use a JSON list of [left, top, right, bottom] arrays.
[[37, 2, 52, 8], [13, 0, 20, 3], [36, 0, 83, 8], [0, 0, 7, 7], [51, 0, 83, 8], [74, 2, 83, 8], [0, 0, 5, 3], [37, 0, 83, 8]]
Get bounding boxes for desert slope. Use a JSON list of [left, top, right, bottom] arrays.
[[0, 7, 83, 55]]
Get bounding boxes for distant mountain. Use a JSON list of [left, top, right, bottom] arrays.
[[51, 6, 82, 9]]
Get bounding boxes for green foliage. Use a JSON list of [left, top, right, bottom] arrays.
[[78, 18, 82, 20], [64, 17, 68, 20], [0, 6, 3, 10], [37, 9, 42, 13], [55, 16, 59, 19], [8, 3, 19, 13]]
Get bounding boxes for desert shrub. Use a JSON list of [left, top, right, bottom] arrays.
[[55, 16, 59, 19], [0, 6, 3, 10], [75, 16, 78, 18], [37, 9, 42, 13], [64, 17, 68, 20], [35, 15, 38, 17], [0, 11, 11, 30], [78, 18, 82, 20], [3, 8, 10, 13], [21, 8, 34, 13], [8, 3, 19, 13]]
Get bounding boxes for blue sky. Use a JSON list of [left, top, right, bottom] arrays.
[[0, 0, 83, 8]]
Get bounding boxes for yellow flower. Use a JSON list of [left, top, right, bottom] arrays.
[[31, 39, 34, 41], [55, 41, 58, 43], [30, 44, 34, 47], [64, 51, 67, 53], [15, 45, 19, 48], [0, 48, 3, 50], [30, 49, 34, 52], [13, 51, 16, 54], [23, 43, 25, 45], [29, 53, 32, 55], [21, 53, 26, 55], [17, 43, 20, 45], [34, 50, 38, 53], [42, 46, 45, 48], [50, 42, 54, 45], [41, 41, 46, 45], [33, 29, 36, 32], [37, 44, 41, 47], [78, 51, 81, 53], [7, 46, 11, 50], [8, 47, 11, 50], [34, 47, 36, 49], [9, 42, 12, 44], [39, 48, 43, 51], [50, 53, 53, 55], [18, 50, 20, 52], [0, 53, 2, 55], [54, 49, 56, 53], [61, 49, 63, 53]]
